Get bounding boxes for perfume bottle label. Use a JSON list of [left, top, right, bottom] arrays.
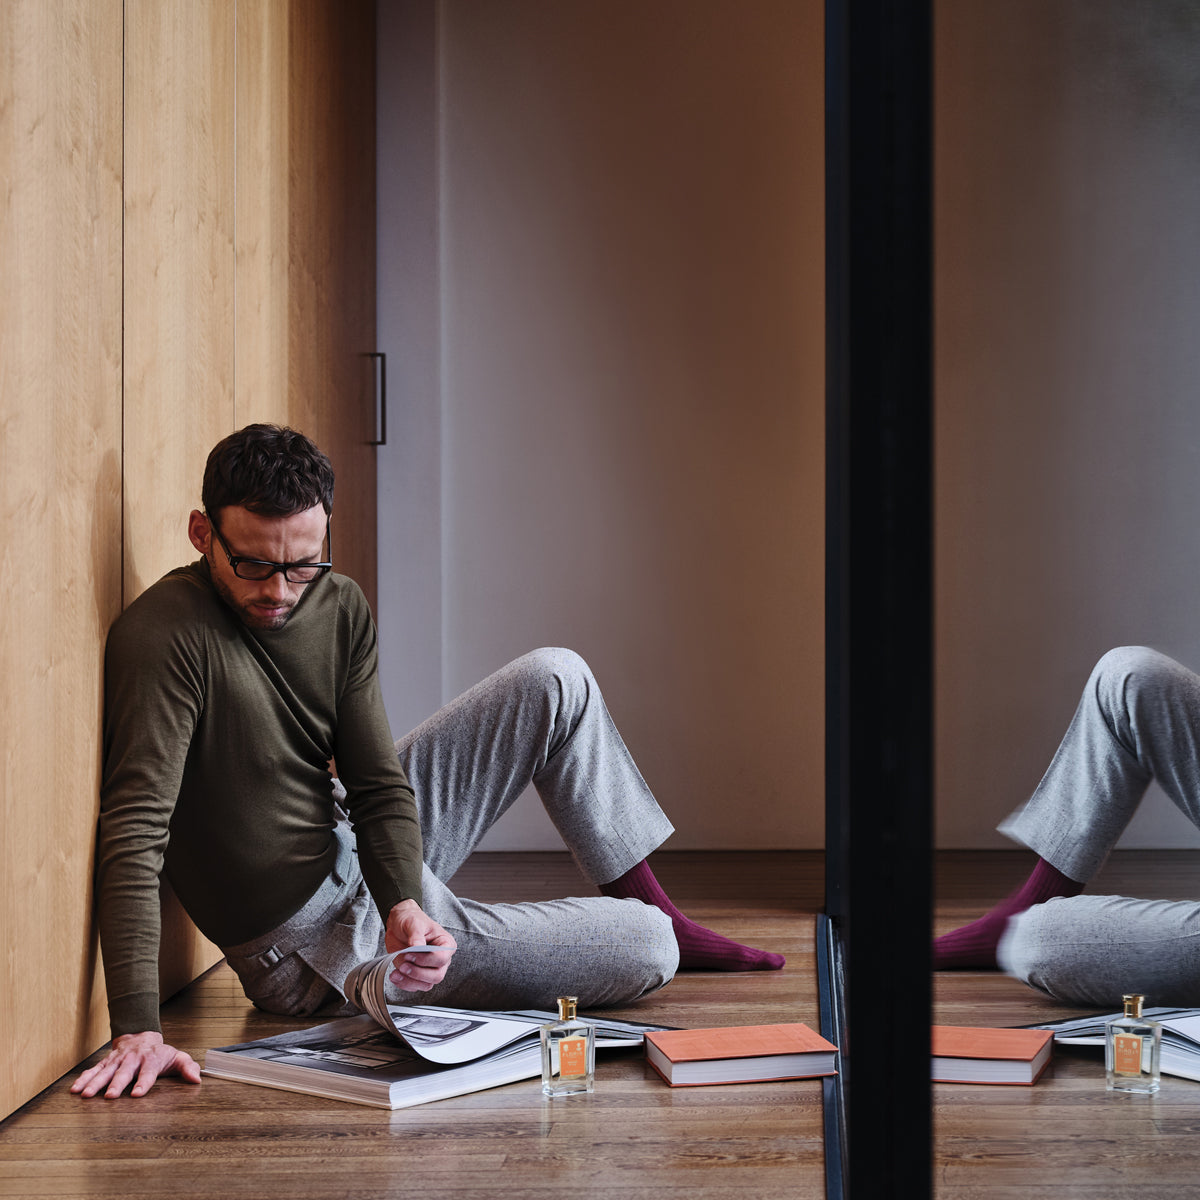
[[559, 1034, 587, 1078], [1113, 1033, 1143, 1075]]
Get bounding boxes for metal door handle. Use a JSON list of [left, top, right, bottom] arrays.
[[366, 351, 386, 446]]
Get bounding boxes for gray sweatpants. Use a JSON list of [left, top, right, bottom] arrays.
[[997, 646, 1200, 1006], [223, 648, 679, 1015]]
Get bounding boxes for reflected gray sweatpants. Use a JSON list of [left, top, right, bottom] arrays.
[[223, 648, 679, 1015], [998, 646, 1200, 1006]]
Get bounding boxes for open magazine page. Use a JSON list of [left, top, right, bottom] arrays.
[[342, 946, 424, 1028], [343, 950, 547, 1064]]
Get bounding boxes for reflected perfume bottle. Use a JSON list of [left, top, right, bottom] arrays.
[[1105, 993, 1161, 1094], [541, 995, 595, 1096]]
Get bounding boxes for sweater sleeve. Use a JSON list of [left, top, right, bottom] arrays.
[[332, 591, 424, 917], [96, 589, 206, 1036]]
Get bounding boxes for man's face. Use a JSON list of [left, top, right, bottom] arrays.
[[187, 503, 329, 632]]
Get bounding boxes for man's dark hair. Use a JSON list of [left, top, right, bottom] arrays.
[[202, 424, 335, 517]]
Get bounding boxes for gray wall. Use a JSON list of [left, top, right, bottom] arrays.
[[377, 0, 1200, 855], [375, 0, 825, 850], [936, 0, 1200, 848]]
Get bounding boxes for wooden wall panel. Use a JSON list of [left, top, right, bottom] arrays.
[[0, 0, 124, 1121], [235, 0, 291, 428], [123, 0, 238, 599], [123, 0, 236, 995], [288, 0, 378, 611], [0, 0, 377, 1121], [237, 0, 377, 606]]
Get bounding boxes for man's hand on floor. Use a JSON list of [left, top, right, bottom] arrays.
[[71, 1031, 202, 1099]]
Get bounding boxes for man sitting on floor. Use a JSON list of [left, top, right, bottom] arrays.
[[935, 645, 1200, 1007], [74, 424, 784, 1100]]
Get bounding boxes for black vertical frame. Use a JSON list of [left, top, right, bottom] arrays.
[[823, 1, 933, 1197]]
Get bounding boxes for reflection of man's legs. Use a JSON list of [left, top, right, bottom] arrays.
[[1000, 646, 1200, 877], [936, 646, 1200, 976], [392, 647, 781, 1008], [1000, 894, 1200, 1006]]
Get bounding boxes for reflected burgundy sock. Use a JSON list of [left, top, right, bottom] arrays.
[[600, 860, 786, 971], [933, 857, 1084, 970]]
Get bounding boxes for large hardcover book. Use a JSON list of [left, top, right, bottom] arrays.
[[643, 1023, 838, 1087], [204, 1006, 667, 1110], [931, 1026, 1054, 1085], [203, 950, 668, 1109]]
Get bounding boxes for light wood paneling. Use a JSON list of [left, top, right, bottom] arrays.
[[287, 0, 378, 610], [0, 0, 124, 1120], [236, 0, 378, 606], [123, 0, 237, 600], [123, 0, 237, 995], [235, 0, 291, 426], [0, 0, 379, 1125]]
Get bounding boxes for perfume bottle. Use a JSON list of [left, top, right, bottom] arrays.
[[541, 996, 595, 1096], [1105, 993, 1161, 1093]]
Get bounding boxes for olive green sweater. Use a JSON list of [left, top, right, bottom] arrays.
[[97, 560, 423, 1036]]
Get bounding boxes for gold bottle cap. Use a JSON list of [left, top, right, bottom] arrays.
[[1123, 993, 1144, 1018], [557, 996, 578, 1020]]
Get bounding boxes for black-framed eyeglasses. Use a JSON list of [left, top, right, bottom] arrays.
[[207, 514, 333, 583]]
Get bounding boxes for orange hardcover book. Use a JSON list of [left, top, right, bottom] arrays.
[[644, 1023, 838, 1087], [932, 1026, 1054, 1085]]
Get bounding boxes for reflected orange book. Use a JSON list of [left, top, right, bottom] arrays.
[[644, 1023, 838, 1087], [932, 1026, 1054, 1085]]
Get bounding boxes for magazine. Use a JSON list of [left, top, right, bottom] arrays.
[[203, 948, 671, 1109], [1028, 1007, 1200, 1083]]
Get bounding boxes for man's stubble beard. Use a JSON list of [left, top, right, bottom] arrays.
[[209, 563, 297, 632]]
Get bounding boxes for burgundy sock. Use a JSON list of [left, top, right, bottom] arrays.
[[600, 860, 786, 972], [933, 858, 1084, 970]]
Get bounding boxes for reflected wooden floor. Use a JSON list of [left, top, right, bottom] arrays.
[[0, 852, 816, 1200], [934, 849, 1200, 1199]]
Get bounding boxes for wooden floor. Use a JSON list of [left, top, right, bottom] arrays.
[[7, 849, 1200, 1199], [0, 852, 815, 1200]]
